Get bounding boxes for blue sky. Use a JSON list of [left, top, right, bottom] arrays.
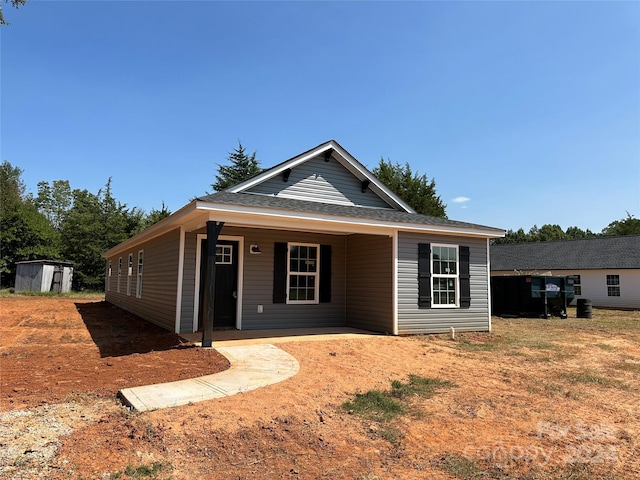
[[2, 1, 639, 233]]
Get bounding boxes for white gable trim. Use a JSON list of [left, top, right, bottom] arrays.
[[227, 140, 415, 213]]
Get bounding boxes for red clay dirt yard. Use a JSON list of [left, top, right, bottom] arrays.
[[1, 295, 639, 479]]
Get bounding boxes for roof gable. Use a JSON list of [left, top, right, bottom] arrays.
[[491, 235, 640, 271], [227, 140, 415, 213]]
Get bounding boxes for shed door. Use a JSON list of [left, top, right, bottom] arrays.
[[198, 239, 238, 329], [51, 267, 63, 294]]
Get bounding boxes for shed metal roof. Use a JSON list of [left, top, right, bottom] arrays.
[[490, 235, 640, 271]]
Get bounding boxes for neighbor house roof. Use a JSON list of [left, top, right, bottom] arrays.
[[490, 235, 640, 271]]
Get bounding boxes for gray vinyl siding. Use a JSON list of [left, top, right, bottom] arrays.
[[179, 226, 347, 331], [345, 234, 394, 333], [105, 228, 180, 331], [397, 232, 490, 334], [246, 154, 393, 209], [179, 231, 198, 333]]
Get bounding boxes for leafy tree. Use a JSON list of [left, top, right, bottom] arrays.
[[34, 180, 72, 231], [211, 141, 262, 192], [373, 158, 446, 217], [60, 179, 144, 290], [0, 161, 59, 286], [0, 0, 26, 26], [140, 201, 172, 231], [565, 226, 596, 239], [602, 212, 640, 236]]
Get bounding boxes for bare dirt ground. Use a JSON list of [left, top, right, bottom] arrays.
[[1, 296, 639, 480]]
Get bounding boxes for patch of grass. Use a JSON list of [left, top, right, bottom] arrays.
[[434, 453, 618, 479], [595, 343, 617, 351], [111, 461, 171, 479], [391, 375, 456, 399], [610, 361, 640, 374], [343, 390, 404, 422], [558, 371, 627, 390], [380, 425, 402, 445], [0, 289, 104, 299], [457, 337, 498, 352]]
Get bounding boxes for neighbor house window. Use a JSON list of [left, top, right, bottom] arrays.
[[606, 274, 620, 297], [569, 275, 581, 296], [107, 261, 112, 291], [431, 244, 459, 307], [136, 250, 144, 298], [287, 243, 319, 304], [127, 254, 133, 296], [117, 257, 122, 293]]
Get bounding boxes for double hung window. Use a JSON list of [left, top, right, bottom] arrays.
[[431, 245, 459, 307], [287, 243, 319, 304], [127, 254, 133, 296], [136, 251, 144, 298], [607, 275, 620, 297]]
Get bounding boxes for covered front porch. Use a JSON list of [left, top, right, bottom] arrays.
[[180, 216, 397, 344]]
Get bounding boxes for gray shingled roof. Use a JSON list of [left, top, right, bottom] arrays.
[[197, 192, 504, 233], [491, 235, 640, 270]]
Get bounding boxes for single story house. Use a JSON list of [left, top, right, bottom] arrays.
[[103, 140, 504, 342], [15, 260, 74, 294], [491, 235, 640, 309]]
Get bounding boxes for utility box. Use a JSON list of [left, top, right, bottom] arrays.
[[491, 275, 575, 319], [15, 260, 74, 294]]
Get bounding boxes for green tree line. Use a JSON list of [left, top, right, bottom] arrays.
[[0, 161, 171, 290], [492, 213, 640, 245]]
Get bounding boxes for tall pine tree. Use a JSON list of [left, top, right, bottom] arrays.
[[211, 141, 262, 191]]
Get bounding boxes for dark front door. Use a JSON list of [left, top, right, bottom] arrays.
[[199, 239, 238, 329]]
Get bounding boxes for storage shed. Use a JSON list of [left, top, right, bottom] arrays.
[[15, 260, 74, 294]]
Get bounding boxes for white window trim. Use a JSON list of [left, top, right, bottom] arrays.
[[107, 261, 112, 291], [136, 250, 143, 298], [286, 242, 320, 305], [127, 253, 133, 296], [431, 243, 460, 308], [117, 257, 122, 293]]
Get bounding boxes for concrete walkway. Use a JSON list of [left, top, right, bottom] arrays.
[[117, 344, 299, 412]]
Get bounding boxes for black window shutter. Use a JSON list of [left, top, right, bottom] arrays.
[[273, 242, 287, 303], [418, 243, 431, 308], [319, 245, 332, 303], [459, 246, 471, 308]]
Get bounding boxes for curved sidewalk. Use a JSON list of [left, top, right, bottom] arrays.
[[118, 344, 300, 412]]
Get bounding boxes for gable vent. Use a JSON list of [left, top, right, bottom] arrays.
[[361, 179, 370, 193], [324, 149, 333, 162], [283, 168, 292, 182]]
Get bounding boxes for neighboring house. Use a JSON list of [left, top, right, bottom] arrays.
[[15, 260, 74, 294], [103, 140, 504, 340], [491, 236, 640, 309]]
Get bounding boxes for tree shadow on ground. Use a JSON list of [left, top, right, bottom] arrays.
[[75, 301, 190, 358]]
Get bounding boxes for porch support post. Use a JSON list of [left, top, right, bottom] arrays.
[[202, 220, 224, 348]]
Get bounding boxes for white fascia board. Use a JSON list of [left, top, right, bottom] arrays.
[[195, 201, 504, 238], [102, 201, 199, 258], [228, 142, 336, 193]]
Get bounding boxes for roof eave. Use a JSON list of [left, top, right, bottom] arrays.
[[195, 201, 505, 238], [102, 200, 199, 258]]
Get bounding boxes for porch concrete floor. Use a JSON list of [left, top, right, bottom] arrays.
[[179, 327, 384, 347]]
